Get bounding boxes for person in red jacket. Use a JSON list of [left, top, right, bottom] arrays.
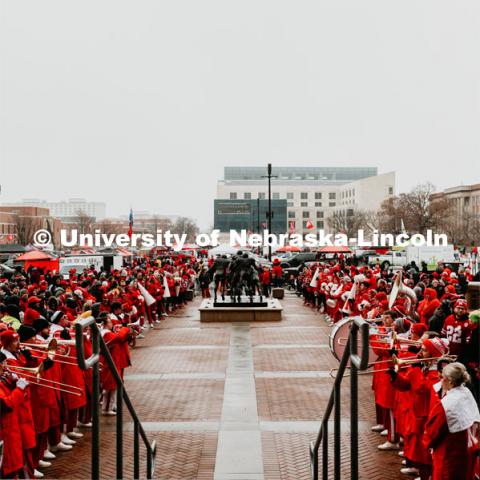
[[99, 313, 132, 415], [260, 266, 271, 298], [272, 259, 283, 288], [23, 296, 42, 326], [417, 288, 441, 325], [0, 351, 30, 479], [388, 336, 449, 479]]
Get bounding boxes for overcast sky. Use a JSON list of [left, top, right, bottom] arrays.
[[1, 1, 479, 229]]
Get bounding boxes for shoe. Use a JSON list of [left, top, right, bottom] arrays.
[[34, 470, 44, 478], [378, 441, 400, 450], [38, 460, 51, 468], [137, 334, 145, 339], [50, 442, 73, 452], [77, 421, 92, 428], [67, 431, 84, 439], [380, 429, 388, 436], [402, 460, 407, 466], [398, 450, 404, 457], [371, 424, 385, 432], [102, 410, 116, 416], [400, 467, 419, 475], [61, 433, 76, 445], [43, 450, 56, 460]]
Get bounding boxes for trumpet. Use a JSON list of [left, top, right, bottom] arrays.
[[329, 354, 457, 378], [5, 365, 82, 396]]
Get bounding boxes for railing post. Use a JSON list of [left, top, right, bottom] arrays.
[[147, 440, 153, 479], [350, 324, 359, 480], [333, 382, 341, 480], [322, 422, 328, 480], [91, 325, 100, 480], [134, 422, 140, 480], [116, 383, 123, 479]]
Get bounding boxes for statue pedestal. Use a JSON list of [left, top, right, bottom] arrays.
[[199, 296, 282, 322]]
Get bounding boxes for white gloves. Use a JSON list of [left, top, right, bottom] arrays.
[[17, 378, 29, 390]]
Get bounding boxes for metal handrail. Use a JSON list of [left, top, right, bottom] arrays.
[[75, 317, 156, 480], [310, 316, 370, 480]]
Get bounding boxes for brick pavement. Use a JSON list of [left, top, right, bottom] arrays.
[[45, 292, 403, 479]]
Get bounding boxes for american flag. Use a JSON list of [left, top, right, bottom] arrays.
[[128, 208, 134, 238]]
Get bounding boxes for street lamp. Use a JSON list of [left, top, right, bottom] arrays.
[[262, 163, 278, 261]]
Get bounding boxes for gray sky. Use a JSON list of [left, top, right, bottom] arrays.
[[1, 1, 479, 229]]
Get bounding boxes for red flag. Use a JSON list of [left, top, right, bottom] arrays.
[[306, 220, 314, 229]]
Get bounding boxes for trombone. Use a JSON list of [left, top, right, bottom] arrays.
[[6, 365, 83, 396], [20, 339, 79, 367], [329, 354, 457, 378]]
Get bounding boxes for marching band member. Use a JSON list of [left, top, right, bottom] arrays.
[[425, 362, 480, 480], [99, 312, 132, 415], [0, 351, 29, 479]]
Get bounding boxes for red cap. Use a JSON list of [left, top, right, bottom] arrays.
[[27, 296, 41, 305], [411, 323, 428, 337], [423, 337, 449, 357], [0, 330, 19, 348]]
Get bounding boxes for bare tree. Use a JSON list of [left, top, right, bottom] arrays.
[[378, 183, 453, 235], [327, 209, 376, 237], [74, 210, 94, 235], [171, 217, 199, 241], [14, 215, 38, 246]]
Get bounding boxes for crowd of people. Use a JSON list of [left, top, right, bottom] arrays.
[[296, 258, 480, 480], [0, 253, 199, 479], [1, 248, 479, 479]]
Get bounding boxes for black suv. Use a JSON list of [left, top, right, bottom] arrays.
[[281, 252, 319, 269]]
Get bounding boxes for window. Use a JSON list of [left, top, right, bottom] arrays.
[[388, 187, 394, 195], [316, 211, 324, 218], [287, 192, 294, 199], [316, 221, 324, 229], [302, 211, 309, 218], [301, 202, 308, 207], [258, 192, 265, 199], [315, 192, 322, 199], [329, 192, 336, 199], [302, 221, 308, 229], [287, 202, 294, 207], [315, 202, 322, 207], [329, 202, 336, 207], [272, 192, 280, 200], [230, 192, 237, 200], [288, 211, 296, 218], [244, 192, 251, 200], [301, 192, 308, 199]]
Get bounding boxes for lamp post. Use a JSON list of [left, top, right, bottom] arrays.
[[262, 163, 277, 261]]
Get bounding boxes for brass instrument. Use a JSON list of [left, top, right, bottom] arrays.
[[329, 354, 457, 378], [5, 365, 82, 396]]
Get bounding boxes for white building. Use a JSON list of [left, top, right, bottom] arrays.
[[7, 198, 107, 221], [216, 167, 395, 234]]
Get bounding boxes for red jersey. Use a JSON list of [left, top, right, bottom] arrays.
[[441, 314, 476, 356]]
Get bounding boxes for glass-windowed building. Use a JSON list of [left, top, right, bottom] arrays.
[[214, 199, 287, 234], [216, 166, 395, 234]]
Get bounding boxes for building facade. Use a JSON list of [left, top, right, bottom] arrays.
[[0, 206, 63, 247], [4, 198, 107, 222], [431, 183, 480, 230], [216, 167, 395, 234], [214, 199, 287, 234]]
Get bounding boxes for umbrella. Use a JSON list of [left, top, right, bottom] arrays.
[[276, 245, 301, 253], [15, 250, 55, 261], [318, 245, 352, 254]]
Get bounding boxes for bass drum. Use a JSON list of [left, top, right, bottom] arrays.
[[329, 316, 379, 365]]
